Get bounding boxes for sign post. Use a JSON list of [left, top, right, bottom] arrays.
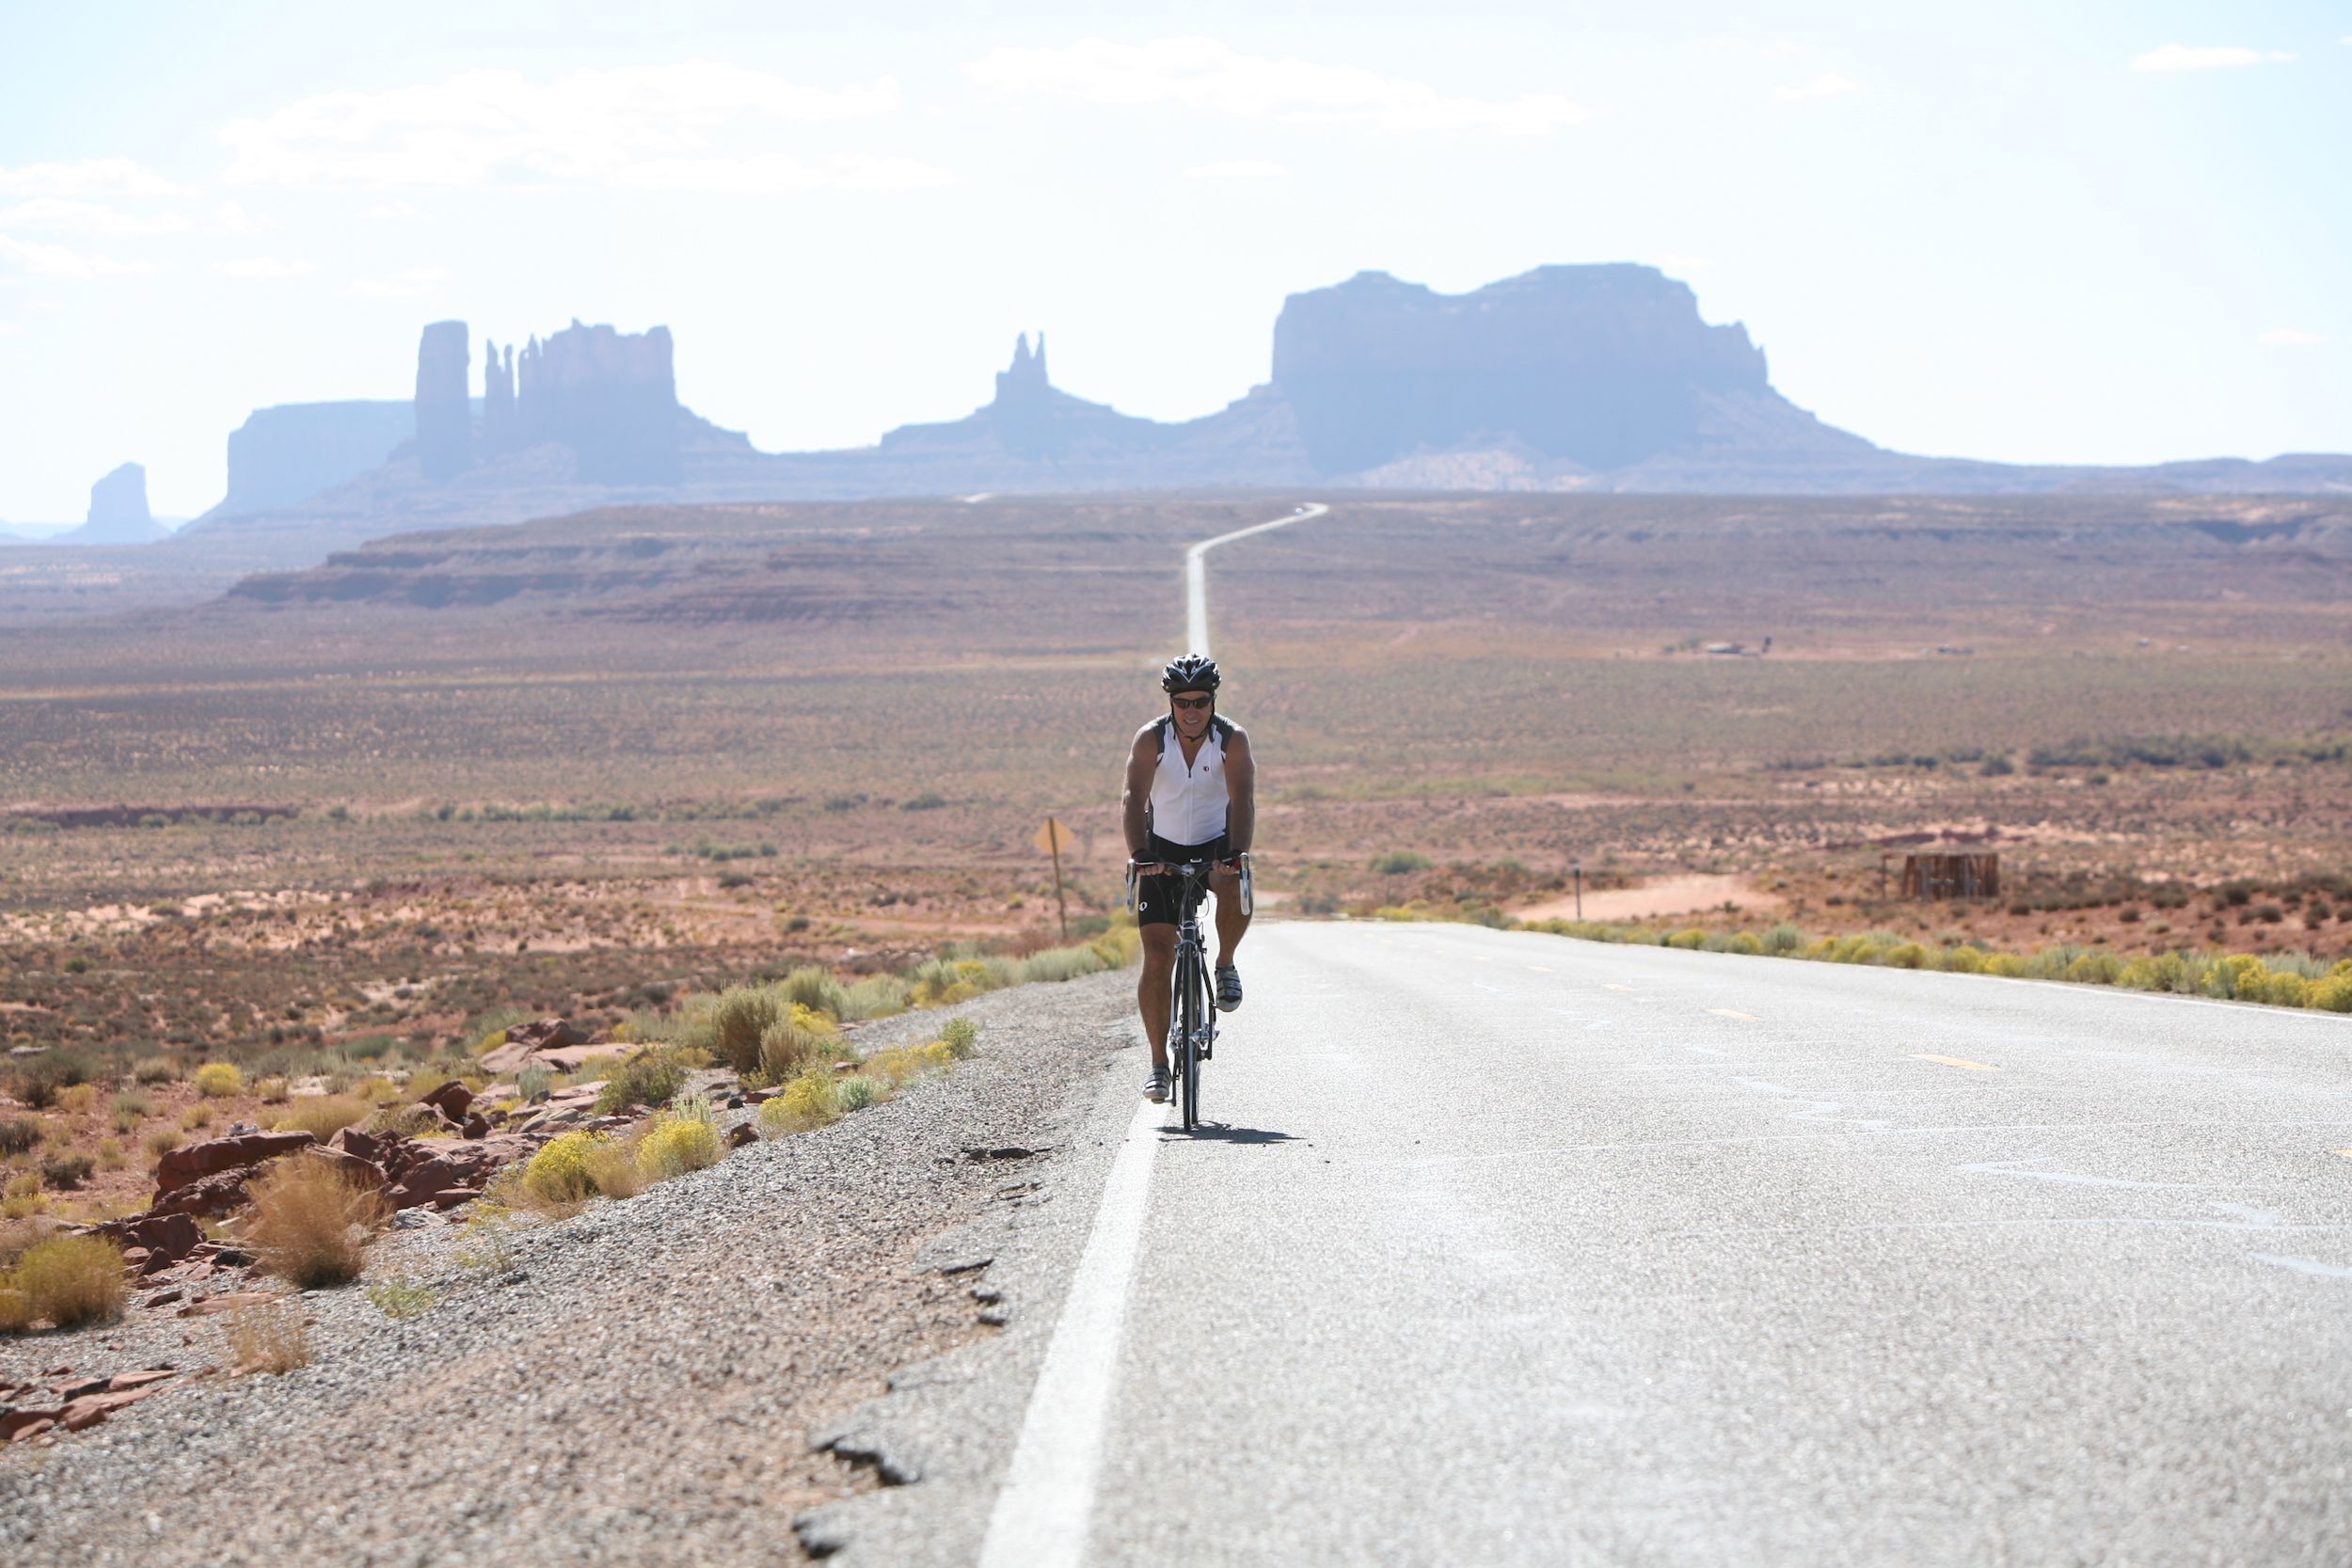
[[1033, 816, 1076, 942], [1572, 858, 1583, 921]]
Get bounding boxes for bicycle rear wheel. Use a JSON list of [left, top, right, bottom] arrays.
[[1173, 945, 1201, 1132]]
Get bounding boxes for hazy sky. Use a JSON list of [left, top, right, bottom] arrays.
[[2, 0, 2346, 521]]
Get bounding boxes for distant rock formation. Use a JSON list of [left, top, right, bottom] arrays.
[[220, 402, 414, 515], [414, 321, 471, 480], [482, 341, 516, 453], [60, 463, 167, 544], [501, 320, 682, 483], [1270, 264, 1795, 474]]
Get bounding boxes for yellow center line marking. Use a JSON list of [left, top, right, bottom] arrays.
[[1708, 1008, 1758, 1021], [1472, 956, 1492, 963], [1525, 965, 1553, 974], [2334, 1148, 2352, 1160], [1602, 983, 1635, 992], [1913, 1053, 2001, 1072]]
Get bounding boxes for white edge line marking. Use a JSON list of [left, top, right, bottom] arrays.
[[1184, 502, 1327, 655], [977, 1097, 1164, 1568]]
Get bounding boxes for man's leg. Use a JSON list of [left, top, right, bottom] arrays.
[[1138, 923, 1176, 1071], [1210, 863, 1252, 967]]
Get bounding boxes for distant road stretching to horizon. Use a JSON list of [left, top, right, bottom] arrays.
[[979, 921, 2352, 1565]]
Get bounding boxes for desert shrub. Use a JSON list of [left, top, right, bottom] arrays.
[[194, 1062, 245, 1099], [523, 1130, 604, 1204], [367, 1277, 435, 1319], [1981, 952, 2029, 977], [593, 1049, 689, 1115], [182, 1102, 215, 1131], [581, 1135, 648, 1199], [2312, 974, 2352, 1014], [39, 1152, 94, 1190], [132, 1055, 179, 1085], [1940, 945, 1988, 974], [866, 1048, 923, 1086], [271, 1095, 372, 1141], [0, 1281, 28, 1333], [638, 1115, 723, 1180], [758, 1019, 831, 1084], [0, 1119, 36, 1158], [1724, 931, 1762, 956], [144, 1128, 182, 1158], [2205, 953, 2267, 1000], [2266, 950, 2328, 980], [8, 1234, 127, 1329], [8, 1051, 95, 1110], [781, 965, 849, 1021], [2061, 951, 2123, 986], [1666, 927, 1708, 951], [1021, 944, 1110, 984], [766, 1071, 840, 1133], [56, 1083, 101, 1116], [247, 1154, 388, 1288], [840, 974, 912, 1021], [247, 1075, 288, 1103], [1370, 850, 1431, 875], [2251, 970, 2312, 1008], [1883, 942, 1929, 970], [836, 1075, 881, 1113], [1828, 935, 1882, 964], [517, 1063, 553, 1101], [96, 1137, 125, 1169], [941, 1016, 980, 1059], [113, 1085, 151, 1117], [696, 984, 789, 1074], [2120, 953, 2188, 992]]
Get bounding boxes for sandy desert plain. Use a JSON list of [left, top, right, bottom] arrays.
[[3, 487, 2351, 1222]]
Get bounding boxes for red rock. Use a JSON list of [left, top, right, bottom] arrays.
[[328, 1125, 389, 1162], [107, 1369, 177, 1391], [380, 1133, 532, 1209], [149, 1168, 260, 1220], [421, 1079, 475, 1118], [94, 1211, 205, 1270], [5, 1414, 57, 1443], [308, 1146, 386, 1191], [142, 1287, 184, 1307], [725, 1122, 758, 1149], [461, 1114, 489, 1139], [60, 1387, 156, 1432], [429, 1187, 483, 1209], [154, 1131, 314, 1195]]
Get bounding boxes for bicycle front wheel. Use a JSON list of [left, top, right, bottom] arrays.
[[1173, 946, 1201, 1132]]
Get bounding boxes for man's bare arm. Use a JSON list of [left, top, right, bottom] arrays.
[[1121, 726, 1157, 857], [1223, 727, 1255, 855]]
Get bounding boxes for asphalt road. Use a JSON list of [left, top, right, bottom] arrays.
[[988, 920, 2352, 1567]]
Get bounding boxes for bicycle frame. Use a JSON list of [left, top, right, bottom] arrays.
[[1127, 855, 1248, 1131]]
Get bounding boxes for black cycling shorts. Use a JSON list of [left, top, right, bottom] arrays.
[[1136, 832, 1230, 927]]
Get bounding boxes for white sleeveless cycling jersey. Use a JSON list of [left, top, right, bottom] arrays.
[[1149, 715, 1231, 847]]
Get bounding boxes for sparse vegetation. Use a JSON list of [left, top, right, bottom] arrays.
[[228, 1300, 309, 1373], [638, 1111, 723, 1180], [194, 1061, 245, 1099], [3, 1233, 127, 1331], [366, 1276, 436, 1319], [270, 1094, 373, 1141], [245, 1153, 388, 1288]]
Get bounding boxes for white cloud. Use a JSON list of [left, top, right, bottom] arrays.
[[347, 266, 452, 298], [608, 151, 949, 193], [2131, 45, 2294, 71], [0, 322, 19, 336], [210, 201, 269, 235], [2260, 328, 2328, 345], [0, 198, 188, 235], [1775, 72, 1858, 101], [215, 256, 313, 280], [222, 63, 910, 190], [1183, 159, 1285, 180], [965, 38, 1587, 135], [0, 233, 155, 277], [1654, 253, 1712, 275], [0, 159, 191, 198], [366, 201, 420, 221]]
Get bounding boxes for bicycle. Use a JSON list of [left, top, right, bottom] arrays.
[[1127, 853, 1250, 1132]]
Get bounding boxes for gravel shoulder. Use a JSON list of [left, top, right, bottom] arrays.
[[2, 971, 1142, 1568]]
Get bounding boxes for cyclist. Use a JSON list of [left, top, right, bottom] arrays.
[[1123, 653, 1254, 1103]]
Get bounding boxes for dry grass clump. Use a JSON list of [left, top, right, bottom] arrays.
[[228, 1300, 308, 1373], [581, 1134, 648, 1199], [761, 1071, 840, 1135], [269, 1094, 373, 1141], [245, 1154, 389, 1288], [592, 1048, 689, 1115], [2, 1233, 127, 1331]]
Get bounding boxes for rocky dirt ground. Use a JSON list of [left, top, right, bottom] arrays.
[[1, 972, 1135, 1567]]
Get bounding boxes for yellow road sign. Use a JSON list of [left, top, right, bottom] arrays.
[[1034, 817, 1078, 857]]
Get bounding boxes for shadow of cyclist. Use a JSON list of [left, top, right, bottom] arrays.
[[1156, 1123, 1300, 1146]]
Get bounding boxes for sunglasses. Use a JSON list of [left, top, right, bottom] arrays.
[[1170, 694, 1214, 710]]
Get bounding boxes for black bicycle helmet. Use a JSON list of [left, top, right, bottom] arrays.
[[1162, 654, 1221, 694]]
